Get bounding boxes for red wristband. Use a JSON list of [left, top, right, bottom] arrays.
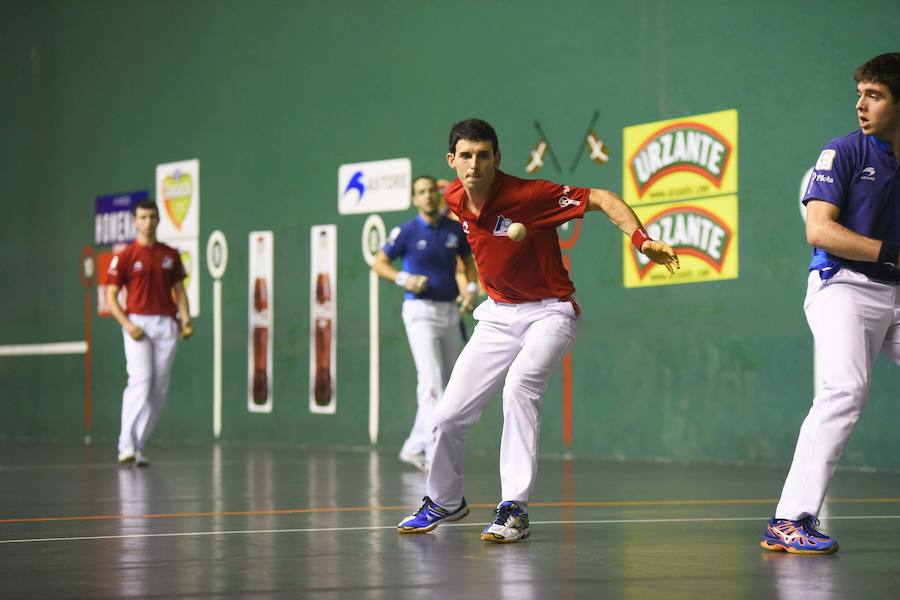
[[631, 228, 652, 253]]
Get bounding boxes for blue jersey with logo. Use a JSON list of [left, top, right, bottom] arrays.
[[803, 130, 900, 282], [383, 214, 472, 301]]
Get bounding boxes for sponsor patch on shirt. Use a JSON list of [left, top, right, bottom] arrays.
[[445, 233, 459, 248], [861, 166, 876, 181], [492, 215, 513, 236], [558, 185, 581, 208], [815, 149, 836, 171], [814, 173, 835, 184], [134, 260, 143, 272], [416, 239, 428, 250], [162, 255, 174, 269]]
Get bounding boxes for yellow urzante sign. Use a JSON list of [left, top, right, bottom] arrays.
[[623, 109, 738, 205], [623, 195, 739, 288]]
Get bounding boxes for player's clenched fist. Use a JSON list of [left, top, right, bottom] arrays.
[[642, 240, 681, 274], [126, 322, 145, 340], [180, 320, 193, 340], [405, 274, 429, 294]]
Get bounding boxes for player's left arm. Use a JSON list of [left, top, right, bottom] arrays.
[[173, 280, 192, 339], [586, 188, 680, 274]]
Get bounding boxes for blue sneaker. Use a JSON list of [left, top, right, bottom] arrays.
[[760, 516, 839, 554], [397, 496, 469, 534], [481, 501, 530, 543]]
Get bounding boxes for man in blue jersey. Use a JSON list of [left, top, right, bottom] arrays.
[[373, 175, 478, 472], [761, 52, 900, 554]]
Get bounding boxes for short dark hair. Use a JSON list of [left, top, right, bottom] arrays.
[[448, 119, 499, 155], [411, 174, 436, 192], [854, 52, 900, 101], [133, 199, 159, 215]]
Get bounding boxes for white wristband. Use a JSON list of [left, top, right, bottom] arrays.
[[395, 271, 411, 287], [466, 282, 477, 294]]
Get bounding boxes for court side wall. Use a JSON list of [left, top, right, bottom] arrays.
[[2, 0, 899, 469]]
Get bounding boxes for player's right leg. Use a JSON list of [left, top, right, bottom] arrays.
[[134, 315, 178, 461], [119, 316, 154, 464], [764, 270, 892, 551], [399, 300, 445, 469]]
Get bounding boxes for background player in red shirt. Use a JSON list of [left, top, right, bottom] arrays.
[[106, 200, 192, 466], [398, 119, 679, 542]]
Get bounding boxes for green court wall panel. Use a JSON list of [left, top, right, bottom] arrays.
[[2, 0, 899, 469]]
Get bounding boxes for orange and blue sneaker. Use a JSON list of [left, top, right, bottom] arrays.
[[760, 516, 839, 554], [481, 501, 530, 543], [397, 496, 469, 533]]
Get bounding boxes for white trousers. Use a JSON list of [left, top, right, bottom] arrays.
[[400, 299, 463, 461], [776, 269, 900, 520], [119, 314, 179, 454], [427, 298, 580, 510]]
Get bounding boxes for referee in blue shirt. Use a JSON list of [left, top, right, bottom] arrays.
[[373, 175, 478, 472]]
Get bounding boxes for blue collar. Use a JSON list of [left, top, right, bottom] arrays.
[[416, 213, 445, 228], [867, 134, 893, 155]]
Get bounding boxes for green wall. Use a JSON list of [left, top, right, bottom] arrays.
[[2, 0, 899, 469]]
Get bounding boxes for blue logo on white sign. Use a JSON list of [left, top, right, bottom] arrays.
[[337, 158, 411, 215], [343, 171, 366, 204]]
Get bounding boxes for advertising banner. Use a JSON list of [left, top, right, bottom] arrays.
[[310, 225, 337, 414], [337, 158, 411, 214], [623, 195, 739, 288], [623, 109, 738, 205], [156, 159, 200, 317], [248, 231, 274, 413]]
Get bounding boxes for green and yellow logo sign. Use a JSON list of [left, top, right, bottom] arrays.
[[623, 109, 737, 205], [161, 170, 193, 230]]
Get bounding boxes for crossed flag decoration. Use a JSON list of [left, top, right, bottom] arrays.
[[525, 111, 609, 174]]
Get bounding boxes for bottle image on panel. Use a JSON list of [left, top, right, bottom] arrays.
[[313, 230, 333, 406], [251, 236, 269, 404]]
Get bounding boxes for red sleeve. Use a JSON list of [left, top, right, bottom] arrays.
[[525, 179, 590, 229], [107, 247, 129, 287], [443, 178, 464, 219], [172, 250, 187, 282]]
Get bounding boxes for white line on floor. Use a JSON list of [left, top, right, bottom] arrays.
[[2, 514, 898, 545]]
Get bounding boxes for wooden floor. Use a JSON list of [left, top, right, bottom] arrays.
[[1, 441, 899, 599]]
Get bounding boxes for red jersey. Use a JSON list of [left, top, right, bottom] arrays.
[[444, 171, 590, 303], [107, 241, 186, 316]]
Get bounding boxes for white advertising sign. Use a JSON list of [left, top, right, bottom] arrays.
[[337, 158, 411, 214]]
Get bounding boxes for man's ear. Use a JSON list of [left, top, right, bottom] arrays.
[[446, 152, 455, 168]]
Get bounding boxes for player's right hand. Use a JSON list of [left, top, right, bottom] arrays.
[[642, 240, 681, 274], [405, 274, 429, 294], [126, 323, 145, 340], [457, 292, 477, 314]]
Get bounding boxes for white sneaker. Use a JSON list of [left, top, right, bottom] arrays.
[[134, 451, 150, 467], [118, 450, 135, 465], [481, 501, 531, 543], [399, 450, 429, 473]]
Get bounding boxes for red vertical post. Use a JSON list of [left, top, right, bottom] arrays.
[[561, 253, 574, 449], [84, 288, 92, 441]]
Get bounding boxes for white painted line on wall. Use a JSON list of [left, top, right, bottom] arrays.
[[0, 341, 88, 357]]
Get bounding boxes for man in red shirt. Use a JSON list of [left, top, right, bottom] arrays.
[[397, 119, 679, 542], [106, 200, 192, 466]]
